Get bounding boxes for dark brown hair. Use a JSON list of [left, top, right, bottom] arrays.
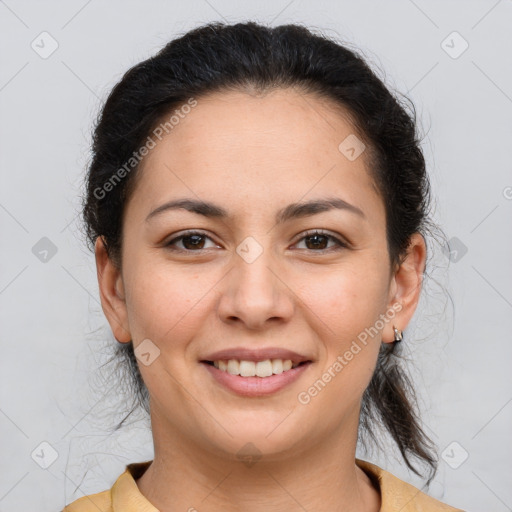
[[81, 20, 449, 486]]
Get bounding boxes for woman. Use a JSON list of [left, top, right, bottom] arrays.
[[63, 20, 464, 511]]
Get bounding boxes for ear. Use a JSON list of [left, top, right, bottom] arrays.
[[383, 232, 426, 344], [94, 236, 131, 343]]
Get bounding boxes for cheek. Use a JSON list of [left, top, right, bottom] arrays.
[[298, 264, 387, 344], [124, 260, 215, 347], [294, 264, 386, 398]]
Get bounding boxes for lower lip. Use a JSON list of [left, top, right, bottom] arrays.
[[201, 362, 312, 397]]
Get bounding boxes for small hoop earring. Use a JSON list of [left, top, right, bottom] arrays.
[[393, 326, 403, 342]]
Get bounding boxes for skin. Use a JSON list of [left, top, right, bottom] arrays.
[[95, 87, 426, 512]]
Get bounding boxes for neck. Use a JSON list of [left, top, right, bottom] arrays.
[[136, 416, 380, 512]]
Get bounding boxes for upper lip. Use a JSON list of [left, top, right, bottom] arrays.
[[201, 347, 312, 365]]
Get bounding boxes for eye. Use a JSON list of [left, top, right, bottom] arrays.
[[292, 229, 347, 252], [165, 230, 219, 251], [164, 229, 348, 253]]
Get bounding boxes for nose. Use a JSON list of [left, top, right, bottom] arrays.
[[217, 243, 295, 330]]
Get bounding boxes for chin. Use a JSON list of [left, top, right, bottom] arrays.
[[198, 414, 312, 463]]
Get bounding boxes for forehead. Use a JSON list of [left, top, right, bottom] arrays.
[[126, 88, 384, 224]]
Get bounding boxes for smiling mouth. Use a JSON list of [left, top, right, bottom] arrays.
[[201, 359, 311, 378]]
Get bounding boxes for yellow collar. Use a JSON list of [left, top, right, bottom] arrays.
[[65, 458, 462, 511]]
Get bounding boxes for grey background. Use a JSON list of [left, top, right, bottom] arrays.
[[1, 1, 511, 511]]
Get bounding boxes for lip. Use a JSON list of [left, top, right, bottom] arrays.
[[201, 360, 313, 397], [200, 347, 311, 365]]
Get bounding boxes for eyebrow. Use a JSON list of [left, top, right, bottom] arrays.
[[145, 197, 366, 224]]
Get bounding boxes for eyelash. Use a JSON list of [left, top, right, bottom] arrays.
[[165, 229, 348, 253]]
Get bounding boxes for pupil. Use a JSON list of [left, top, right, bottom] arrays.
[[183, 235, 204, 250], [306, 234, 327, 250]]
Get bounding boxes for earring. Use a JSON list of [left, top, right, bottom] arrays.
[[393, 326, 403, 342]]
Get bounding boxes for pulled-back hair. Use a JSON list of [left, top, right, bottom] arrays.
[[82, 20, 448, 486]]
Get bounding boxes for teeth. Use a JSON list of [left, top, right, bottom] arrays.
[[239, 360, 255, 377], [227, 359, 239, 375], [272, 359, 283, 374], [255, 360, 273, 377], [212, 359, 301, 377]]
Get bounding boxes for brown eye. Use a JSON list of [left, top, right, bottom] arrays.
[[166, 231, 217, 251], [294, 230, 347, 252], [304, 233, 329, 250], [180, 234, 206, 250]]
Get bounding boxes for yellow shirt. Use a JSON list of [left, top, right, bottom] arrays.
[[62, 458, 464, 511]]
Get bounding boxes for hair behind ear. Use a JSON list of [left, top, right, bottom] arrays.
[[360, 342, 438, 486]]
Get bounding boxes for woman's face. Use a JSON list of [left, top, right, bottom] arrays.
[[97, 88, 424, 461]]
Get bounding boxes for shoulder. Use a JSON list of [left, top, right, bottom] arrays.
[[61, 460, 154, 512], [355, 458, 465, 511], [62, 489, 112, 512]]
